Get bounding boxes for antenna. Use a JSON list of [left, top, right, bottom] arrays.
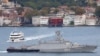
[[55, 30, 64, 41]]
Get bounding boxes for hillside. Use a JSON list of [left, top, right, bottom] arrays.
[[12, 0, 87, 9]]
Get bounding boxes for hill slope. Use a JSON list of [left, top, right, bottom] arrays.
[[13, 0, 86, 9]]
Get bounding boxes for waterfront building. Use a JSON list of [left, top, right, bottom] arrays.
[[0, 16, 4, 26], [96, 0, 100, 6], [39, 16, 49, 26], [3, 18, 11, 25], [63, 15, 74, 26], [48, 17, 63, 27], [85, 15, 97, 25], [74, 14, 86, 25], [32, 16, 40, 26]]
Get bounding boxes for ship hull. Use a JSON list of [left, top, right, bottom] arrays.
[[7, 48, 40, 52], [7, 45, 97, 53], [39, 46, 97, 53]]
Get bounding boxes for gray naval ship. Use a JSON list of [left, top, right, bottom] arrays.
[[7, 31, 97, 53]]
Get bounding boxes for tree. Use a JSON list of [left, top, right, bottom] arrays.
[[0, 10, 3, 16], [74, 7, 85, 15], [95, 6, 100, 17], [16, 7, 24, 15], [14, 0, 90, 16], [24, 2, 37, 9], [53, 8, 59, 14], [39, 7, 50, 16], [32, 9, 38, 16], [24, 7, 34, 18], [15, 0, 88, 9]]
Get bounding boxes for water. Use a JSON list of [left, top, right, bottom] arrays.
[[0, 27, 100, 56]]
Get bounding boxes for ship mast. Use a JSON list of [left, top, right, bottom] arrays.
[[55, 31, 64, 41]]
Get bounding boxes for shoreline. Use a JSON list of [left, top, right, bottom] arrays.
[[0, 25, 100, 27]]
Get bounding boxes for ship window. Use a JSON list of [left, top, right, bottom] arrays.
[[11, 35, 20, 36]]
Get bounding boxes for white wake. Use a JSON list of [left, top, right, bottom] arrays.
[[24, 33, 54, 41], [0, 51, 7, 53]]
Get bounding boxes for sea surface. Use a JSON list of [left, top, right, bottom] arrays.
[[0, 27, 100, 56]]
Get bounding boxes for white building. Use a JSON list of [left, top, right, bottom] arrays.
[[85, 16, 97, 25], [32, 16, 40, 26], [0, 5, 2, 9], [3, 18, 11, 25], [32, 16, 49, 26], [81, 14, 86, 24], [63, 15, 74, 26], [2, 2, 21, 8], [74, 14, 86, 25], [97, 0, 100, 6], [40, 16, 49, 26], [0, 0, 21, 9], [0, 16, 4, 26], [56, 11, 65, 18]]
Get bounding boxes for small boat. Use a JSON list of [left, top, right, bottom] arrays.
[[7, 31, 97, 53], [7, 30, 24, 42]]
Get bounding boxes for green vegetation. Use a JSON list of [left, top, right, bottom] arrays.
[[0, 10, 3, 16], [15, 0, 87, 9], [74, 7, 86, 15], [16, 7, 24, 15], [95, 6, 100, 17]]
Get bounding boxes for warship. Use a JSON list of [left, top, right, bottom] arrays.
[[7, 31, 97, 53]]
